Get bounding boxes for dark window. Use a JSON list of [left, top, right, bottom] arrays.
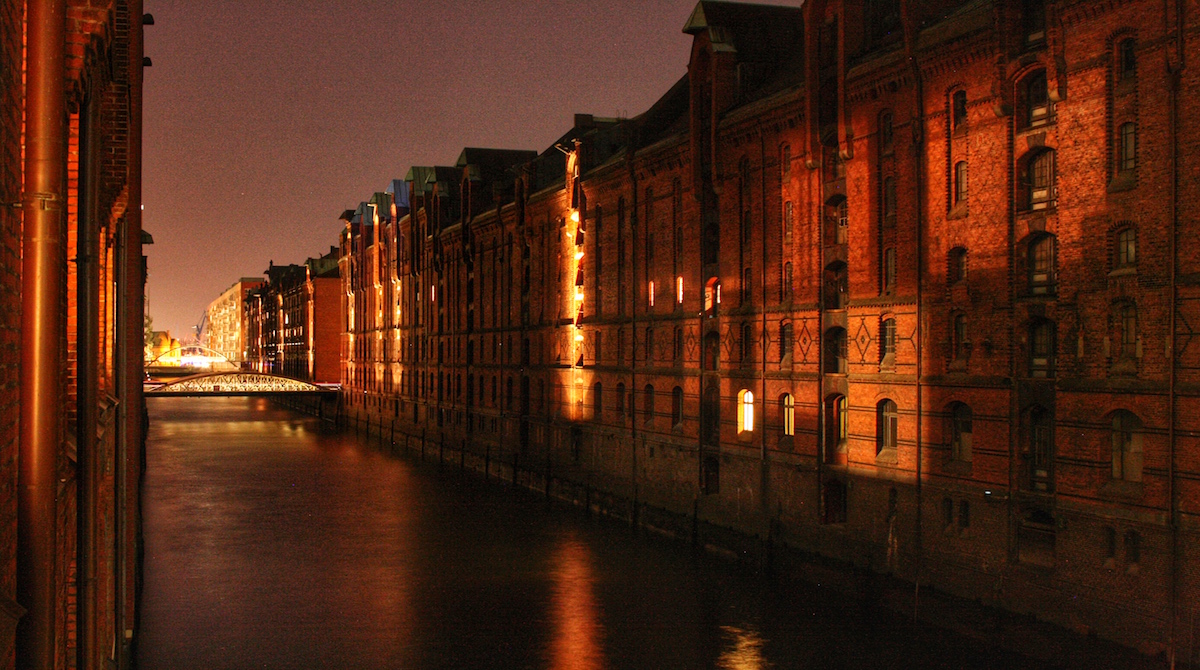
[[1030, 320, 1054, 377], [782, 262, 793, 301], [1119, 122, 1136, 172], [743, 267, 752, 304], [1029, 235, 1055, 293], [1028, 406, 1053, 491], [825, 327, 847, 374], [943, 497, 954, 527], [954, 161, 969, 204], [1118, 302, 1138, 359], [877, 399, 898, 454], [958, 501, 970, 530], [780, 321, 793, 361], [1125, 530, 1141, 565], [952, 90, 968, 130], [880, 111, 894, 151], [644, 327, 653, 362], [673, 326, 683, 362], [949, 247, 967, 284], [883, 177, 897, 224], [1117, 228, 1137, 268], [783, 201, 794, 244], [824, 262, 848, 310], [672, 386, 683, 426], [741, 323, 754, 362], [883, 247, 896, 292], [593, 382, 603, 419], [1028, 150, 1055, 209], [1026, 72, 1050, 127], [1119, 39, 1137, 80], [952, 313, 968, 361], [1111, 410, 1143, 482], [951, 403, 973, 461], [836, 200, 849, 244], [781, 144, 792, 177], [643, 384, 655, 425], [617, 382, 627, 416], [1023, 0, 1046, 46]]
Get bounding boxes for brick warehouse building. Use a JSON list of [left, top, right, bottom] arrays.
[[337, 0, 1198, 662], [243, 249, 341, 383], [0, 0, 147, 668], [204, 277, 264, 366]]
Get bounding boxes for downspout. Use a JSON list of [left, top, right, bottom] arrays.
[[906, 29, 927, 607], [1166, 0, 1183, 665], [117, 1, 147, 663], [18, 0, 67, 667]]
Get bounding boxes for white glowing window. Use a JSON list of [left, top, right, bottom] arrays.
[[430, 285, 436, 302], [738, 389, 755, 433], [648, 281, 655, 307], [676, 276, 684, 303]]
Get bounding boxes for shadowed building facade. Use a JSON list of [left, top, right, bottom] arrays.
[[0, 0, 147, 667], [337, 0, 1197, 661]]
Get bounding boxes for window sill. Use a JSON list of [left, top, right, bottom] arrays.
[[1108, 266, 1137, 278], [876, 448, 899, 465], [1109, 357, 1139, 377], [1099, 479, 1143, 501], [738, 430, 754, 444], [1108, 172, 1137, 193], [943, 459, 972, 476], [947, 202, 969, 220]]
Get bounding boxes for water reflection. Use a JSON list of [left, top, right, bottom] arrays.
[[137, 398, 1087, 670], [549, 535, 604, 670]]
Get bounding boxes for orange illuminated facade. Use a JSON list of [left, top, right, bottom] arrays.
[[337, 0, 1200, 660]]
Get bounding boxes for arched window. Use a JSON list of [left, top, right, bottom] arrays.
[[738, 389, 755, 434], [779, 320, 793, 361], [1029, 235, 1055, 293], [1119, 122, 1136, 172], [880, 317, 896, 363], [1030, 319, 1055, 377], [781, 394, 795, 438], [948, 247, 968, 284], [672, 386, 684, 427], [1111, 410, 1143, 482], [593, 382, 603, 420], [825, 327, 847, 374], [1116, 227, 1137, 268], [954, 161, 969, 204], [950, 403, 973, 462], [877, 399, 898, 454], [643, 384, 655, 425]]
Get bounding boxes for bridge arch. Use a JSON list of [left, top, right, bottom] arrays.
[[145, 371, 337, 396]]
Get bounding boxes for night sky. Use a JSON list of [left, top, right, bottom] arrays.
[[142, 0, 807, 340]]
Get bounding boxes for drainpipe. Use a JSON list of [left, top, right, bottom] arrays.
[[18, 0, 67, 667], [906, 19, 927, 611], [117, 1, 147, 664], [1166, 0, 1183, 665]]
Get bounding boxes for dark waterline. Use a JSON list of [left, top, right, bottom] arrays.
[[135, 397, 1061, 669]]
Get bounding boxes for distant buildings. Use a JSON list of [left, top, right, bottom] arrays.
[[241, 248, 341, 383], [334, 0, 1200, 661], [204, 278, 264, 365]]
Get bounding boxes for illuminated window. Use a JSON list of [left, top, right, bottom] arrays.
[[781, 393, 795, 437], [1111, 410, 1143, 482], [738, 389, 755, 433], [877, 399, 898, 454], [648, 281, 655, 307], [676, 276, 684, 304]]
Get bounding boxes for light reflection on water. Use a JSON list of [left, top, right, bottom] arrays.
[[137, 397, 1048, 670]]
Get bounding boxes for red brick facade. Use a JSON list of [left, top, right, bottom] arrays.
[[1, 1, 145, 668], [338, 0, 1198, 661], [243, 249, 341, 383]]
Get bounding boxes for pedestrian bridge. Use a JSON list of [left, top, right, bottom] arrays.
[[144, 371, 339, 397]]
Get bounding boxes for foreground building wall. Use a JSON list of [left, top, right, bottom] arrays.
[[0, 0, 146, 668], [339, 0, 1198, 661]]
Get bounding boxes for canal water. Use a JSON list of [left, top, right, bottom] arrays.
[[134, 397, 1127, 669]]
